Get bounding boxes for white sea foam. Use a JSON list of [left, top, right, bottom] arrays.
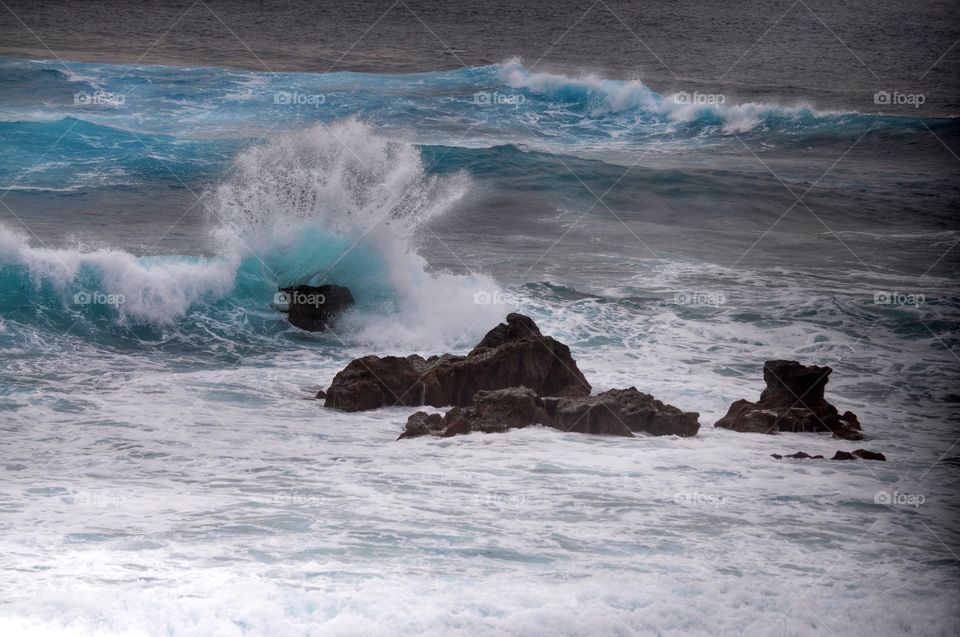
[[0, 226, 238, 324], [207, 118, 507, 350], [498, 58, 833, 133], [0, 120, 506, 349], [0, 355, 956, 636]]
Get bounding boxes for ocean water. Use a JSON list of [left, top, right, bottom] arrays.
[[1, 37, 959, 637]]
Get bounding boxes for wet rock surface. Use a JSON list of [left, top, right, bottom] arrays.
[[398, 386, 700, 440], [324, 313, 591, 412], [771, 449, 886, 461], [279, 284, 355, 331], [716, 360, 863, 440]]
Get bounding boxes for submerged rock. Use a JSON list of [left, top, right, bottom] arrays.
[[772, 449, 885, 461], [398, 385, 699, 440], [715, 360, 863, 440], [324, 313, 591, 411], [771, 451, 824, 460], [833, 449, 887, 461], [278, 284, 355, 331]]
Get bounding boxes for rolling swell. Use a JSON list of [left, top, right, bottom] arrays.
[[1, 57, 952, 153]]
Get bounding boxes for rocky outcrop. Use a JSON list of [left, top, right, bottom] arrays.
[[715, 360, 863, 440], [772, 449, 886, 461], [324, 313, 591, 411], [398, 386, 700, 440], [468, 312, 541, 354], [278, 284, 355, 331]]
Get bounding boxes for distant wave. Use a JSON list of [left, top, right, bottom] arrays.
[[496, 58, 942, 135], [1, 56, 952, 147]]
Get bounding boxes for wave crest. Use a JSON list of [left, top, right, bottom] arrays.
[[0, 120, 508, 350]]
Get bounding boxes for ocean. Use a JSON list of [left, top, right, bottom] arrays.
[[1, 1, 959, 635]]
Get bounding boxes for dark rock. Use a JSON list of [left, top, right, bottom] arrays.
[[715, 360, 863, 440], [279, 284, 355, 331], [398, 386, 700, 439], [453, 386, 554, 434], [543, 388, 699, 437], [852, 449, 885, 461], [398, 411, 446, 439], [325, 314, 590, 411], [469, 386, 554, 432], [428, 313, 590, 405], [759, 360, 831, 409], [398, 387, 552, 439], [438, 407, 474, 437], [831, 449, 887, 461], [772, 450, 884, 461], [774, 451, 824, 459], [468, 312, 541, 354], [315, 389, 327, 400], [321, 354, 441, 410]]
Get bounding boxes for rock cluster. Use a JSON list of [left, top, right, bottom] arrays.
[[771, 449, 886, 461], [323, 313, 700, 439], [319, 313, 874, 452]]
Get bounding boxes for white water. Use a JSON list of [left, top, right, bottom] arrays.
[[2, 275, 959, 635], [1, 330, 957, 637], [2, 116, 957, 636], [0, 120, 505, 348]]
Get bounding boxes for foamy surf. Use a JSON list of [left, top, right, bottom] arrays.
[[1, 41, 958, 637], [0, 120, 506, 350]]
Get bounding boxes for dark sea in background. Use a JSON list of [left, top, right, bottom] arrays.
[[0, 1, 958, 635]]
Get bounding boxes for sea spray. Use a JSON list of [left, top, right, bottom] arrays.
[[0, 120, 509, 350]]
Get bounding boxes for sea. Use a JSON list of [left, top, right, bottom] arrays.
[[0, 1, 958, 635]]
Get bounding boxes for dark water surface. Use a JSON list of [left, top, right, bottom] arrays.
[[2, 0, 959, 114]]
